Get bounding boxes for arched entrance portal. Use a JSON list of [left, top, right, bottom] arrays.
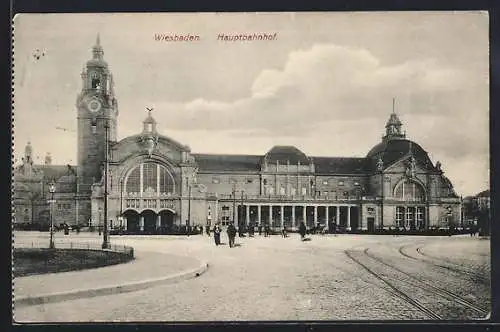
[[141, 209, 157, 234], [159, 209, 176, 234], [124, 210, 140, 232]]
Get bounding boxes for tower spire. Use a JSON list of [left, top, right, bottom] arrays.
[[383, 98, 405, 141], [92, 33, 104, 60]]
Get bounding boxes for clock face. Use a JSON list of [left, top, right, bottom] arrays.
[[87, 99, 102, 113]]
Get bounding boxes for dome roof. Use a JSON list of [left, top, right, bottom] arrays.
[[366, 139, 435, 171], [86, 58, 108, 68], [264, 146, 310, 164]]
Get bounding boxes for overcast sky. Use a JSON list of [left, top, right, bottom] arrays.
[[13, 12, 489, 196]]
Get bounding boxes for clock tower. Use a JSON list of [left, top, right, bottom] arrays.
[[76, 34, 118, 196]]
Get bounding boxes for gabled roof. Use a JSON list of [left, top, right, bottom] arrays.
[[193, 154, 262, 172], [312, 157, 367, 174]]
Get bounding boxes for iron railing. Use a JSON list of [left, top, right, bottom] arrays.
[[13, 241, 134, 257]]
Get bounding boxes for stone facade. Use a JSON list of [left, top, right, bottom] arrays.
[[12, 37, 461, 232]]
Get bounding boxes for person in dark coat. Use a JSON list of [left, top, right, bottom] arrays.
[[227, 223, 237, 248], [213, 223, 221, 246], [282, 225, 288, 238], [298, 221, 306, 240]]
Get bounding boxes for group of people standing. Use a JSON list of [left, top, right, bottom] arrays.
[[211, 223, 237, 247], [207, 221, 313, 247]]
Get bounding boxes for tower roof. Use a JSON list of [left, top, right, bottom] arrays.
[[87, 34, 108, 68], [143, 109, 156, 124], [385, 112, 402, 128]]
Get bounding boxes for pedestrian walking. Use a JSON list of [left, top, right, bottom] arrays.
[[206, 224, 211, 236], [282, 225, 288, 238], [298, 221, 306, 241], [258, 224, 262, 236], [227, 223, 237, 248], [265, 224, 270, 237], [213, 223, 221, 246]]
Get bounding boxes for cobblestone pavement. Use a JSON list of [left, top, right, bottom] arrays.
[[12, 232, 491, 322]]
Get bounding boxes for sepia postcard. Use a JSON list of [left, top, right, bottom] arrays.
[[12, 12, 490, 322]]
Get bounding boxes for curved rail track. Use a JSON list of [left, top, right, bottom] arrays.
[[398, 245, 490, 285], [344, 247, 490, 320]]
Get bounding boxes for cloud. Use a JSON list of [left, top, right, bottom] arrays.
[[145, 43, 483, 135]]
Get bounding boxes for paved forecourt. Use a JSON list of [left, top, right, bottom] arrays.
[[13, 231, 208, 305], [13, 231, 491, 322]]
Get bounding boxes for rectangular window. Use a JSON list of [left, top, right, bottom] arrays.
[[301, 187, 307, 195], [338, 180, 344, 186], [367, 207, 375, 215], [396, 207, 404, 227], [323, 180, 328, 185], [354, 181, 360, 186], [324, 191, 329, 197], [212, 178, 220, 184], [246, 178, 253, 184]]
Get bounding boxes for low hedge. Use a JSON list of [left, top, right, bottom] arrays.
[[13, 248, 134, 277]]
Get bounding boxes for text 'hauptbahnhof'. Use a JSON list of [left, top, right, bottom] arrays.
[[13, 37, 461, 234]]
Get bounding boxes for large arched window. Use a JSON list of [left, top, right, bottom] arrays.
[[394, 179, 425, 202], [125, 162, 175, 196]]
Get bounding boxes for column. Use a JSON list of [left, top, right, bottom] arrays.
[[280, 205, 284, 228], [156, 164, 160, 194], [123, 216, 128, 230], [347, 206, 351, 230], [268, 205, 272, 225], [257, 205, 261, 224], [291, 205, 296, 227], [156, 214, 161, 229], [303, 205, 307, 225], [140, 216, 144, 231], [139, 164, 144, 196], [314, 205, 318, 225], [246, 205, 250, 225], [325, 206, 329, 229], [336, 206, 340, 226]]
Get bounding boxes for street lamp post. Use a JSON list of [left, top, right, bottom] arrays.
[[232, 183, 236, 225], [187, 184, 192, 236], [119, 178, 123, 232], [98, 207, 102, 235], [48, 182, 56, 249], [102, 120, 110, 249]]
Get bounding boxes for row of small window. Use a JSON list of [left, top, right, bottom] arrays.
[[211, 178, 360, 187], [212, 178, 254, 184], [57, 203, 72, 210]]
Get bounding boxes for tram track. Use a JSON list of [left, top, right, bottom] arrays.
[[398, 245, 490, 285], [344, 249, 442, 320], [344, 247, 490, 320]]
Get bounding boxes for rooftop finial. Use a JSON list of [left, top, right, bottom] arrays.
[[146, 107, 154, 117], [96, 33, 101, 46], [392, 97, 396, 114]]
